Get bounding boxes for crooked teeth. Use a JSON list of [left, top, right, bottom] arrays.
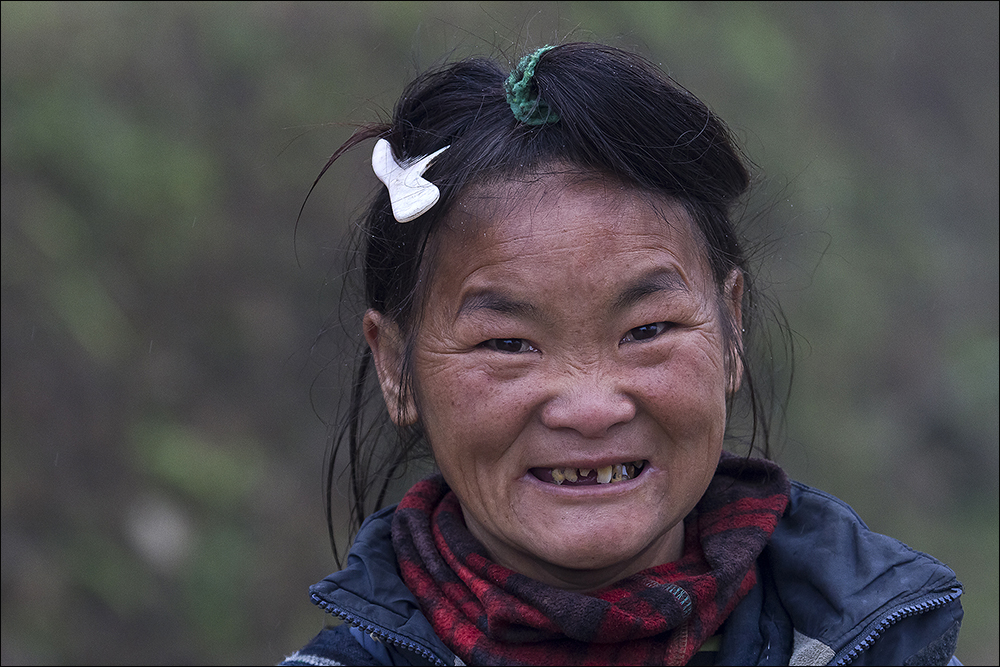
[[547, 461, 645, 485]]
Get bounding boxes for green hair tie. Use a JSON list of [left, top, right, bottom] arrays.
[[505, 45, 560, 126]]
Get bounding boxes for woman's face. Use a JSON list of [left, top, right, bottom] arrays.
[[367, 174, 741, 590]]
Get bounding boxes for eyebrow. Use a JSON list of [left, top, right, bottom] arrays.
[[457, 291, 539, 319], [456, 268, 688, 320], [612, 268, 689, 313]]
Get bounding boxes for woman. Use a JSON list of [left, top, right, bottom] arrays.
[[283, 43, 962, 666]]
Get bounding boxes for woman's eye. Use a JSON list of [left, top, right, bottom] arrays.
[[483, 338, 536, 354], [622, 322, 670, 344]]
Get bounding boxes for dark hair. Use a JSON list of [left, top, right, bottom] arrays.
[[307, 43, 791, 565]]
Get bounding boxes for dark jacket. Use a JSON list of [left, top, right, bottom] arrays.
[[282, 481, 963, 666]]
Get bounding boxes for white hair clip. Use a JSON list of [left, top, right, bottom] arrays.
[[371, 138, 450, 223]]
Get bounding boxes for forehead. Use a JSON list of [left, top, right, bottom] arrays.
[[425, 172, 712, 289]]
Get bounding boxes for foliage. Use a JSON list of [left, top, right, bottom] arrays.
[[2, 2, 997, 664]]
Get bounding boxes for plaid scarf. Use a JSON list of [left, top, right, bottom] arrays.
[[392, 452, 790, 666]]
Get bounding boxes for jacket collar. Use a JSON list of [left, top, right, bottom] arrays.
[[310, 505, 460, 666]]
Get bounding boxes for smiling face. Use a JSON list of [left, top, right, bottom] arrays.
[[366, 173, 743, 591]]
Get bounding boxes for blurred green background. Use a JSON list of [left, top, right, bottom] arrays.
[[2, 2, 997, 664]]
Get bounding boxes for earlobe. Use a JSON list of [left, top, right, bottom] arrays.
[[363, 309, 419, 425], [724, 270, 745, 394]]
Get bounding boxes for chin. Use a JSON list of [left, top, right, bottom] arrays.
[[549, 549, 640, 572], [530, 526, 669, 573]]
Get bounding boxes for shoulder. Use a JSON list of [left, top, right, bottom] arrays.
[[280, 623, 379, 666], [763, 481, 963, 665], [772, 481, 958, 591]]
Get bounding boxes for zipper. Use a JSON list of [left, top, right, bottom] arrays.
[[311, 593, 450, 666], [831, 587, 962, 665]]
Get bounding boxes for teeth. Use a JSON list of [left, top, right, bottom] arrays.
[[546, 461, 645, 485]]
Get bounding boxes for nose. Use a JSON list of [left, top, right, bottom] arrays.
[[539, 366, 636, 438]]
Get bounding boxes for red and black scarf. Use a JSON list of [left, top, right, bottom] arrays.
[[391, 452, 790, 666]]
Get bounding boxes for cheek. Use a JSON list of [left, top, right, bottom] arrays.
[[413, 356, 535, 461], [418, 361, 496, 424], [640, 340, 730, 439]]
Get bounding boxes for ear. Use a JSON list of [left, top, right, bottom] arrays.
[[363, 309, 419, 425], [723, 269, 745, 394]]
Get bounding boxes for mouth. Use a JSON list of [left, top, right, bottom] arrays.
[[529, 460, 648, 486]]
